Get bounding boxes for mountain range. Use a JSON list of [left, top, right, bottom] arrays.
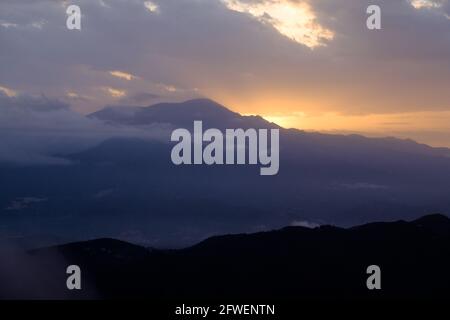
[[0, 99, 449, 247]]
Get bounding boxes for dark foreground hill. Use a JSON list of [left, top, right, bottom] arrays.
[[1, 214, 450, 299]]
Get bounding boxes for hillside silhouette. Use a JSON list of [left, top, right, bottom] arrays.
[[3, 213, 447, 299]]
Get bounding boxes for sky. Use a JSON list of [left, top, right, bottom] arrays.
[[1, 0, 450, 147]]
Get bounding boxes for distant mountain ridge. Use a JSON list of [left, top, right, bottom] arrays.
[[89, 98, 279, 130], [89, 98, 449, 157], [2, 98, 450, 248]]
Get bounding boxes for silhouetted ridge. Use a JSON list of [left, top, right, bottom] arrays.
[[89, 98, 279, 129], [16, 214, 450, 299], [413, 213, 450, 226], [412, 214, 450, 236], [33, 238, 151, 262]]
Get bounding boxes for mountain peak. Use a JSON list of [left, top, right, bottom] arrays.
[[89, 98, 277, 129], [413, 213, 449, 224], [173, 98, 231, 110], [412, 214, 450, 235]]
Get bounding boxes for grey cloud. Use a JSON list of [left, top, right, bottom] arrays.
[[0, 93, 69, 112], [0, 0, 449, 117], [119, 92, 160, 105], [0, 93, 173, 165], [290, 220, 320, 228], [5, 197, 48, 211]]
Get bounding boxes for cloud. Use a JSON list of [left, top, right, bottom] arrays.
[[410, 0, 445, 9], [290, 220, 320, 228], [66, 91, 91, 102], [0, 93, 173, 165], [0, 20, 18, 28], [0, 0, 450, 146], [144, 1, 159, 13], [5, 197, 48, 211], [0, 92, 69, 112], [31, 19, 46, 29], [338, 182, 389, 190], [102, 87, 126, 98], [222, 0, 334, 48], [120, 92, 160, 104], [0, 85, 17, 97], [158, 83, 179, 92], [109, 70, 138, 81]]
